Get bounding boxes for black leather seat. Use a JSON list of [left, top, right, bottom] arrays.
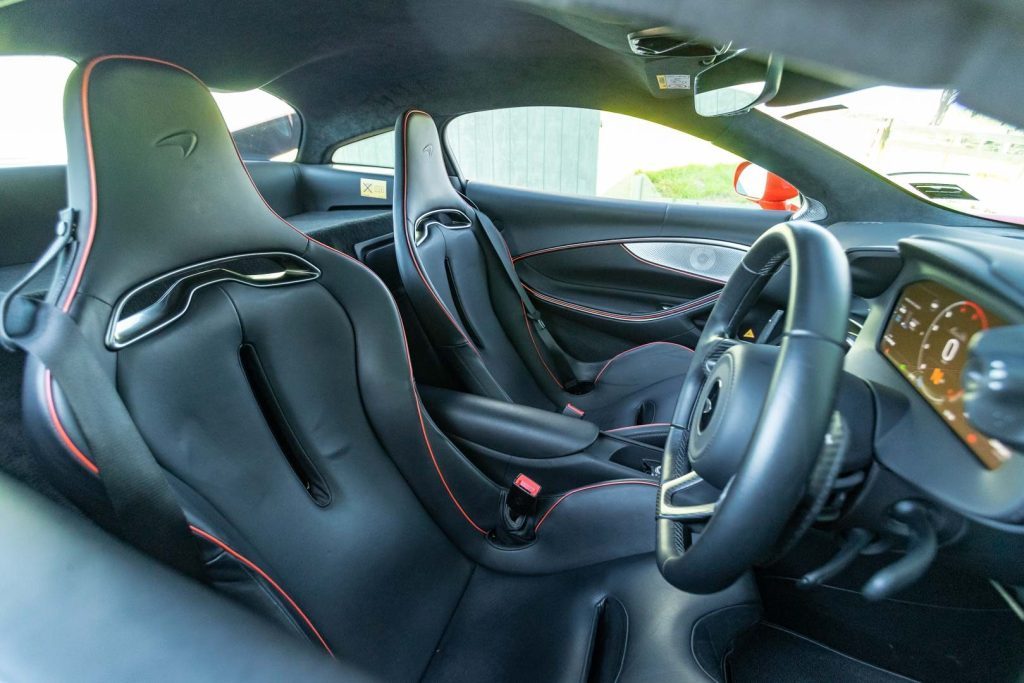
[[22, 56, 755, 681], [393, 109, 693, 431]]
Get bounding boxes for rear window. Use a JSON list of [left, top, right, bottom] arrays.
[[0, 55, 300, 167], [330, 129, 395, 170], [212, 89, 300, 162]]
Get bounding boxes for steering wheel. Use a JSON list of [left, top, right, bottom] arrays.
[[656, 221, 851, 594]]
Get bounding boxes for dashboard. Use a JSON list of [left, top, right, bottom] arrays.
[[880, 279, 1011, 469], [839, 226, 1024, 526]]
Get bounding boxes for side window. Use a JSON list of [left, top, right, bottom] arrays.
[[0, 55, 300, 166], [212, 89, 300, 162], [330, 130, 395, 170], [445, 106, 797, 210]]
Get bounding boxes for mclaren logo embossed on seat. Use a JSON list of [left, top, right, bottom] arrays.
[[155, 130, 199, 158]]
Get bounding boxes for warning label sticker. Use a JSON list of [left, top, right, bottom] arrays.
[[656, 74, 691, 90], [360, 178, 387, 200]]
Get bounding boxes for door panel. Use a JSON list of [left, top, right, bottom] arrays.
[[466, 181, 787, 252], [514, 239, 743, 316], [465, 181, 787, 357]]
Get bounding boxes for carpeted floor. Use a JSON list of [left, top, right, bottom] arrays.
[[727, 622, 918, 683]]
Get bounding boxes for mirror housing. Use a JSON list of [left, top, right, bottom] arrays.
[[693, 53, 783, 116], [733, 161, 801, 211]]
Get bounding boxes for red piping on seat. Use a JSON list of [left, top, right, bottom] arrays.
[[189, 525, 334, 657], [47, 55, 488, 537], [242, 127, 488, 537], [239, 114, 488, 536], [490, 226, 564, 390], [44, 371, 99, 474], [46, 55, 195, 477], [534, 480, 659, 532], [592, 341, 694, 385], [398, 109, 479, 353], [519, 301, 563, 389], [59, 55, 195, 315]]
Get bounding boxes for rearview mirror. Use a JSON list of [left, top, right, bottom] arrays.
[[693, 53, 783, 117]]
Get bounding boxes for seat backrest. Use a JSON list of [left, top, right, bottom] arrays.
[[20, 56, 504, 680], [392, 110, 565, 409], [21, 59, 657, 679]]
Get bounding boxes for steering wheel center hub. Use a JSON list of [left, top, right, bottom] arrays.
[[688, 343, 779, 489]]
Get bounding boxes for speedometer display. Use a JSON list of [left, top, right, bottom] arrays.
[[880, 280, 1013, 469]]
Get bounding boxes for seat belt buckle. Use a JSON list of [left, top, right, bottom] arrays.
[[507, 473, 541, 520], [495, 473, 542, 545], [562, 403, 585, 419]]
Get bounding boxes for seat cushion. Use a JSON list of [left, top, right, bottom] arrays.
[[425, 553, 757, 682], [566, 342, 693, 431]]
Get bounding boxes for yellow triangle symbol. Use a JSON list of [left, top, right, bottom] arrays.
[[742, 328, 756, 340]]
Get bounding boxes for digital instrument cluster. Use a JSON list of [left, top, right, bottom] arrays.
[[880, 280, 1012, 469]]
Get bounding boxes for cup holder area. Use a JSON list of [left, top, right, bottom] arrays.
[[610, 442, 662, 477]]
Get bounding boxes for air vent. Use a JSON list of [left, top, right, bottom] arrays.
[[910, 182, 977, 201]]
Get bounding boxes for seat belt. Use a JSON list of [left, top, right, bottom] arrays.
[[0, 213, 206, 581], [470, 206, 586, 391]]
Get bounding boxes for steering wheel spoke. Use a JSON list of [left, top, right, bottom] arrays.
[[656, 221, 851, 594], [701, 336, 742, 374], [658, 470, 718, 522]]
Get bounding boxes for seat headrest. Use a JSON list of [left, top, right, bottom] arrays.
[[59, 55, 305, 313], [394, 109, 472, 228]]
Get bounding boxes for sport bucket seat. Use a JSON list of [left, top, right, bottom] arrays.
[[17, 56, 754, 682], [394, 110, 694, 432]]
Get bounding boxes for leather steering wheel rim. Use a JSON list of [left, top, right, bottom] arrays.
[[656, 221, 851, 594]]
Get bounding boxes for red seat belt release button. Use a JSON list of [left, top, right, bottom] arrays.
[[562, 403, 585, 418], [514, 473, 542, 498], [507, 473, 542, 522]]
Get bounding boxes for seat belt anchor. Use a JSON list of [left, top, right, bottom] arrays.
[[0, 208, 78, 352]]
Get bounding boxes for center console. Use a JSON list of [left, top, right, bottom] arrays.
[[419, 386, 665, 492]]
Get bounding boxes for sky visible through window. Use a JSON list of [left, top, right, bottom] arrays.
[[0, 55, 297, 166], [762, 87, 1024, 221]]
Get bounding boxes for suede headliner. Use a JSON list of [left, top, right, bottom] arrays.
[[0, 0, 1015, 228]]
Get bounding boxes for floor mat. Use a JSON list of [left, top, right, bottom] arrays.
[[727, 622, 917, 683]]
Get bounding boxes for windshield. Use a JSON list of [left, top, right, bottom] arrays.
[[761, 87, 1024, 224]]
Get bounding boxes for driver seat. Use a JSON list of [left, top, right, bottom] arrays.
[[21, 56, 755, 681]]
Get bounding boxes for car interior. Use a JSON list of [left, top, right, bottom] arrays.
[[0, 1, 1023, 681]]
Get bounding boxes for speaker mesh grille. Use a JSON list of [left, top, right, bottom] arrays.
[[624, 241, 745, 283]]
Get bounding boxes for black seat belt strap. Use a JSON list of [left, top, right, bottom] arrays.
[[471, 207, 584, 390], [0, 216, 205, 580]]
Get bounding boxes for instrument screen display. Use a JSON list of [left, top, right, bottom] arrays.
[[880, 280, 1013, 469]]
